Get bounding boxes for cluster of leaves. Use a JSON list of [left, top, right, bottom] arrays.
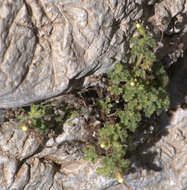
[[17, 103, 79, 135], [17, 104, 53, 135], [83, 24, 169, 182]]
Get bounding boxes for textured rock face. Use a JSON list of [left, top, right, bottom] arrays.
[[154, 0, 187, 34], [0, 0, 187, 190], [0, 107, 187, 190], [0, 0, 142, 108], [0, 56, 186, 190]]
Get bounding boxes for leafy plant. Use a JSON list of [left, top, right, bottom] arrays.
[[83, 145, 98, 164], [67, 110, 80, 126], [17, 104, 52, 135], [17, 102, 80, 135], [83, 23, 169, 182]]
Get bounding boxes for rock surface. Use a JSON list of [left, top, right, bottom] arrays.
[[0, 0, 142, 108], [0, 105, 187, 190], [0, 0, 187, 190]]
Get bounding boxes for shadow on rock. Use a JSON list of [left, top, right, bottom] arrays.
[[127, 113, 170, 174], [167, 50, 187, 108]]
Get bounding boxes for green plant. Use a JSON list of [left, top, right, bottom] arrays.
[[83, 23, 169, 182], [17, 104, 51, 135], [66, 110, 80, 126], [17, 103, 80, 135]]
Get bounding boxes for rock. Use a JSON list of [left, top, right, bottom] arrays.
[[36, 141, 83, 165], [23, 158, 55, 190], [126, 112, 187, 190], [147, 0, 187, 60], [0, 154, 18, 190], [60, 160, 116, 190], [0, 121, 40, 160], [154, 0, 187, 34], [142, 0, 157, 5], [0, 0, 186, 190], [0, 0, 142, 108], [169, 108, 187, 125], [0, 110, 186, 190], [53, 117, 88, 145], [9, 163, 30, 190]]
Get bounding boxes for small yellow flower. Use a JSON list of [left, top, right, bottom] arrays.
[[130, 82, 135, 87], [137, 106, 142, 111], [136, 23, 141, 29], [116, 171, 124, 183], [21, 125, 28, 132], [100, 142, 106, 149]]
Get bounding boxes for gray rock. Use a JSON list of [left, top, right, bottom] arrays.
[[0, 121, 40, 160], [142, 0, 157, 5], [0, 154, 18, 190], [0, 0, 142, 108], [60, 160, 116, 190], [154, 0, 187, 34], [0, 0, 186, 190], [0, 109, 187, 190], [36, 141, 84, 165], [23, 158, 54, 190]]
